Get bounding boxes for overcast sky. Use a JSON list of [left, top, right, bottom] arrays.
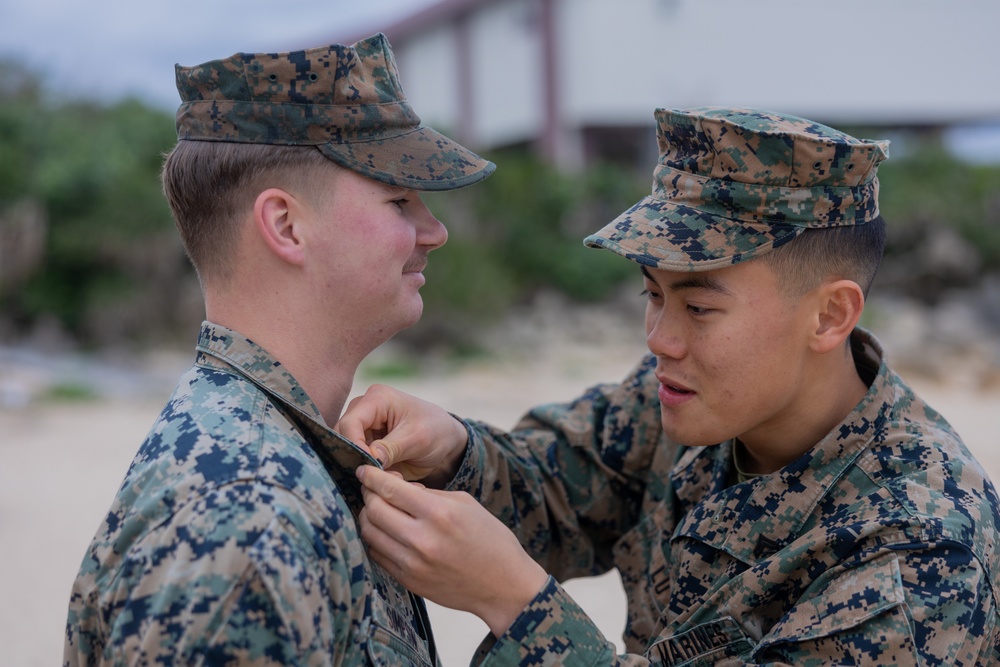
[[0, 0, 438, 109]]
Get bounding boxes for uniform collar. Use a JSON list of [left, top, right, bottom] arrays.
[[671, 328, 894, 562], [196, 321, 322, 418], [195, 321, 381, 512]]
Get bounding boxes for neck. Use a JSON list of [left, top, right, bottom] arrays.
[[292, 361, 357, 427], [206, 295, 369, 427], [740, 341, 869, 475]]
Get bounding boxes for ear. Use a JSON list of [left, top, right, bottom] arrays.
[[252, 188, 306, 266], [810, 279, 865, 354]]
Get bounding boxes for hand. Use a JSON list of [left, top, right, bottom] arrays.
[[356, 465, 549, 638], [336, 384, 469, 485]]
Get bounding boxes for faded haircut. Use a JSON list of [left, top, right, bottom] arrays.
[[161, 141, 337, 288], [758, 216, 887, 300]]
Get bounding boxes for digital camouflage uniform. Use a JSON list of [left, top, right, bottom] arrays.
[[65, 33, 492, 666], [447, 109, 1000, 664], [454, 333, 1000, 665], [66, 323, 438, 665]]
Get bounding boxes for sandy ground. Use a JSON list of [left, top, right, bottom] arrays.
[[1, 333, 998, 667]]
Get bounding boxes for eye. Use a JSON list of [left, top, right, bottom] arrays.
[[391, 197, 410, 210], [640, 288, 662, 302], [687, 303, 713, 316]]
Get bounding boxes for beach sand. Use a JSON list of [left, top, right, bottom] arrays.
[[2, 335, 997, 666]]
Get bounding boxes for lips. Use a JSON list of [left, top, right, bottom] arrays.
[[657, 373, 693, 393], [656, 374, 696, 407], [402, 260, 427, 274]]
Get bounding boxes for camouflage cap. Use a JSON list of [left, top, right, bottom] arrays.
[[174, 33, 495, 191], [584, 107, 890, 270]]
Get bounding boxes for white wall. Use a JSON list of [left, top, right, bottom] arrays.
[[557, 0, 683, 127], [556, 0, 1000, 126], [466, 0, 546, 146], [389, 0, 1000, 152], [395, 26, 462, 136]]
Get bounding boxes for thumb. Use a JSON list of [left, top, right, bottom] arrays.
[[369, 439, 397, 468]]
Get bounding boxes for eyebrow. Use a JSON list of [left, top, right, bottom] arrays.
[[640, 266, 734, 296], [377, 181, 412, 197]]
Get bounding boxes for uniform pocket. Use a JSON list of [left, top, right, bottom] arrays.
[[762, 550, 906, 648]]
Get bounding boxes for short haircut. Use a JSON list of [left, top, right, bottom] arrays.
[[161, 142, 337, 287], [758, 216, 887, 300]]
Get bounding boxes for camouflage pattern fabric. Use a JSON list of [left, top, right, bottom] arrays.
[[64, 322, 438, 666], [174, 33, 495, 191], [449, 330, 1000, 665], [584, 108, 890, 270]]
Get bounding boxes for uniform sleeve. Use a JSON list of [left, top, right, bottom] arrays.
[[473, 546, 998, 666], [69, 483, 358, 666], [448, 354, 669, 579], [473, 577, 757, 667], [474, 577, 636, 667]]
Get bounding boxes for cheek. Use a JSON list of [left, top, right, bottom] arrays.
[[707, 311, 799, 399], [695, 315, 768, 390], [696, 330, 741, 385]]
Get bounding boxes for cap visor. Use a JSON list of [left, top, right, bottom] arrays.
[[318, 126, 494, 192], [584, 196, 802, 270]]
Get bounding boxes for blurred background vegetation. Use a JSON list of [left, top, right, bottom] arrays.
[[1, 58, 998, 356]]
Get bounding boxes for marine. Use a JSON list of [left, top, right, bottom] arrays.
[[341, 107, 1000, 665], [64, 32, 493, 666]]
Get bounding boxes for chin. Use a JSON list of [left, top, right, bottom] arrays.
[[661, 417, 724, 448], [396, 301, 424, 332]]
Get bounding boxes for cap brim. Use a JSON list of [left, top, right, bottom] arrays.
[[318, 126, 495, 192], [584, 195, 804, 271]]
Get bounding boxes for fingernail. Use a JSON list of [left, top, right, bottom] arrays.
[[356, 465, 368, 481]]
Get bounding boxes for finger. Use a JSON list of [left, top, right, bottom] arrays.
[[362, 537, 426, 598], [356, 465, 428, 516], [370, 419, 434, 470], [336, 393, 388, 446], [359, 468, 406, 499], [358, 481, 419, 547], [358, 507, 414, 579], [358, 502, 443, 601]]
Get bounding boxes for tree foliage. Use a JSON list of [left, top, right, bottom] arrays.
[[0, 59, 194, 347], [415, 151, 647, 345], [0, 57, 998, 351]]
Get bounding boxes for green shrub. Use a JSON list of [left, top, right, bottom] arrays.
[[878, 143, 1000, 268], [0, 60, 183, 345], [415, 151, 646, 345], [2, 57, 998, 351]]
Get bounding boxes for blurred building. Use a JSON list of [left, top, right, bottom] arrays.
[[334, 0, 1000, 169]]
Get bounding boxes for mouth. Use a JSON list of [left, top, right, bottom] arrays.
[[402, 257, 428, 274], [657, 374, 694, 394], [656, 374, 696, 406]]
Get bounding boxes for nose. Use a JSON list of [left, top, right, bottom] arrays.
[[646, 306, 686, 360], [414, 195, 448, 251]]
